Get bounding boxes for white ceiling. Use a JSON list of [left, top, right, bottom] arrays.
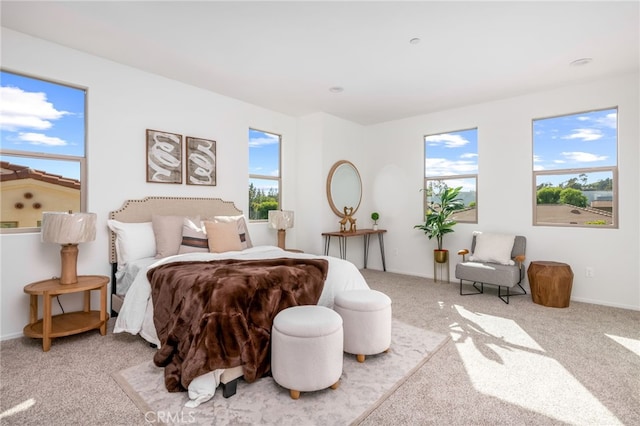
[[2, 1, 638, 125]]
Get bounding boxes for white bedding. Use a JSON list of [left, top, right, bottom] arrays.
[[114, 246, 369, 344], [113, 245, 369, 407]]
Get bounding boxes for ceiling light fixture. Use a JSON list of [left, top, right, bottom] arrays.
[[409, 37, 421, 45], [570, 58, 593, 67], [329, 86, 344, 93]]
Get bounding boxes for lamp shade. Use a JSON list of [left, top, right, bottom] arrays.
[[41, 212, 97, 244], [268, 210, 294, 230]]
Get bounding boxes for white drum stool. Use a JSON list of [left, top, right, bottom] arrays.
[[334, 289, 392, 363], [271, 305, 343, 400]]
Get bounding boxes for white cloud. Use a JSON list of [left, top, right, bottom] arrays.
[[17, 132, 67, 146], [562, 128, 603, 142], [425, 157, 477, 176], [460, 153, 478, 159], [249, 134, 279, 148], [425, 133, 469, 148], [598, 112, 617, 129], [0, 86, 69, 131], [561, 151, 607, 162]]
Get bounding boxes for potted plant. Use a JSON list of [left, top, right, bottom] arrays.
[[414, 185, 463, 263], [371, 212, 380, 230]]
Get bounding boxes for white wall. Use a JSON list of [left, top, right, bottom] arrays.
[[0, 29, 299, 339], [365, 73, 640, 310], [1, 28, 638, 341]]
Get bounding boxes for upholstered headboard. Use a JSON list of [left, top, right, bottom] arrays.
[[108, 196, 243, 263]]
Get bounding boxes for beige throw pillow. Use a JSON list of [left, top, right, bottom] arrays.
[[204, 220, 243, 253], [152, 215, 200, 258], [210, 215, 253, 249]]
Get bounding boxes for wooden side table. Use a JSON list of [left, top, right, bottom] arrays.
[[527, 261, 573, 308], [23, 275, 109, 351]]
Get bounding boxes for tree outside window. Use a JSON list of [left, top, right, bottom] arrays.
[[533, 108, 617, 227], [248, 128, 281, 220]]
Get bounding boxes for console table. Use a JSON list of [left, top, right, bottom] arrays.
[[322, 229, 387, 271]]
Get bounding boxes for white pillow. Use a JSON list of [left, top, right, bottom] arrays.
[[107, 220, 156, 270], [469, 232, 515, 266]]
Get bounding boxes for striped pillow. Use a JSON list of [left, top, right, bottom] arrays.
[[177, 218, 208, 254]]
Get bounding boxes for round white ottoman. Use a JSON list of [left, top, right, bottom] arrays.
[[271, 305, 343, 399], [334, 289, 392, 363]]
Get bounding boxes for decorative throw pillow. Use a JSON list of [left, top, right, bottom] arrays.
[[178, 218, 209, 254], [210, 215, 253, 249], [203, 220, 243, 253], [107, 220, 156, 270], [469, 232, 515, 266], [152, 215, 200, 258]]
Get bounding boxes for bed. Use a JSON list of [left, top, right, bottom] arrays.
[[107, 196, 370, 407]]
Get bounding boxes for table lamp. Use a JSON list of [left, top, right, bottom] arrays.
[[268, 210, 294, 250], [41, 211, 97, 285]]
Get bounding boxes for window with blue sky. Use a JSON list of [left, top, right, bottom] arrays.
[[248, 128, 281, 220], [1, 70, 86, 229], [533, 107, 617, 227], [424, 128, 478, 223]]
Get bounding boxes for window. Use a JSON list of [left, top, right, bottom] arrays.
[[423, 128, 478, 223], [0, 70, 86, 232], [533, 108, 617, 227], [248, 128, 281, 220]]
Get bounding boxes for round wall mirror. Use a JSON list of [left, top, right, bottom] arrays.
[[326, 160, 362, 217]]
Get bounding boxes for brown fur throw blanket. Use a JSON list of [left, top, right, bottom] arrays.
[[148, 257, 329, 392]]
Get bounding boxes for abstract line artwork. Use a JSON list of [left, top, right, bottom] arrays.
[[146, 129, 182, 184]]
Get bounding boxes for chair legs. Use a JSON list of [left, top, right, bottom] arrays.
[[460, 279, 527, 304], [498, 283, 527, 304], [460, 280, 483, 296]]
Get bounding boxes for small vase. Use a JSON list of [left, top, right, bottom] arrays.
[[372, 224, 378, 231]]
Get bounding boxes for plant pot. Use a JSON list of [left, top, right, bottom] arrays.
[[372, 224, 378, 231], [434, 249, 448, 264]]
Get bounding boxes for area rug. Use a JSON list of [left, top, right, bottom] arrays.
[[112, 319, 449, 425]]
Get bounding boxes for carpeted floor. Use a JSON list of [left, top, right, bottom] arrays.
[[112, 319, 448, 425], [1, 269, 639, 425]]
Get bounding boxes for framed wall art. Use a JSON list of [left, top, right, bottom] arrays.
[[186, 136, 216, 186], [146, 129, 183, 184]]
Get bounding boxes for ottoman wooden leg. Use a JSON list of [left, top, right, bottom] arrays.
[[356, 354, 365, 363], [330, 380, 340, 390], [290, 389, 300, 400]]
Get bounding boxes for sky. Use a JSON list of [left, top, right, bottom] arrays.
[[1, 71, 85, 180], [2, 70, 616, 191], [424, 108, 617, 189], [249, 128, 280, 193]]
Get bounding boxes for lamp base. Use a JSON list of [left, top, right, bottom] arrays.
[[59, 244, 79, 285], [277, 229, 286, 250]]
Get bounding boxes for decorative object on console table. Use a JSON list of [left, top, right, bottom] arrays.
[[414, 186, 463, 264], [146, 129, 182, 184], [371, 212, 380, 231], [23, 275, 108, 351], [185, 136, 216, 186], [527, 261, 574, 308], [41, 211, 97, 285], [339, 206, 357, 233], [268, 210, 294, 250]]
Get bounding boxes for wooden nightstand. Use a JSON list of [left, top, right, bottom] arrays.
[[23, 275, 109, 351]]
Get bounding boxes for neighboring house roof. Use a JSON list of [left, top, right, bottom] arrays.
[[0, 161, 80, 190]]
